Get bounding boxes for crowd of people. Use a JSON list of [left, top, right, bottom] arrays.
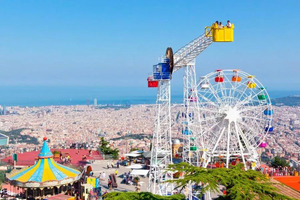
[[121, 171, 134, 185], [61, 155, 72, 164], [106, 160, 120, 169], [259, 166, 299, 177], [213, 20, 232, 28]]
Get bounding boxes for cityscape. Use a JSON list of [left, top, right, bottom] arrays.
[[0, 103, 299, 165]]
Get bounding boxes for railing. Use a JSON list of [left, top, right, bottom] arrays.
[[205, 26, 213, 37], [3, 159, 36, 166], [153, 72, 172, 80], [206, 24, 234, 42]]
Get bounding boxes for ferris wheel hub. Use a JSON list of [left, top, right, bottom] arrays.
[[223, 106, 240, 123]]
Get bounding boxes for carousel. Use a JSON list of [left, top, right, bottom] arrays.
[[7, 137, 82, 199]]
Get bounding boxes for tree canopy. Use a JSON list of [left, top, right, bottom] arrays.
[[130, 148, 140, 152], [0, 171, 5, 189], [167, 162, 292, 200], [271, 156, 290, 168], [99, 137, 119, 159], [103, 191, 185, 200]]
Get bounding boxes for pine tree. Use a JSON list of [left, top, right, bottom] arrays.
[[167, 163, 293, 200], [103, 191, 185, 200], [271, 156, 290, 168], [99, 137, 119, 159]]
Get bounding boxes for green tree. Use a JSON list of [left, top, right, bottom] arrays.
[[111, 148, 119, 159], [167, 162, 292, 200], [103, 191, 185, 200], [130, 148, 139, 152], [0, 171, 6, 189], [99, 137, 119, 159], [271, 156, 290, 168]]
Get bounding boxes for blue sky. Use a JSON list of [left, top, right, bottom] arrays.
[[0, 0, 299, 91]]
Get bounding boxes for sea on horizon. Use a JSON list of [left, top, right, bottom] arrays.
[[0, 86, 299, 107]]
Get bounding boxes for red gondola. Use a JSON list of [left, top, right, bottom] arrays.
[[215, 69, 224, 82], [147, 76, 158, 88]]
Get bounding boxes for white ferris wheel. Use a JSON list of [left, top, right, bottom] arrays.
[[197, 69, 273, 169]]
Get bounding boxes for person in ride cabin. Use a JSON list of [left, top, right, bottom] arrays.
[[218, 22, 224, 28], [212, 21, 219, 30], [226, 20, 232, 28]]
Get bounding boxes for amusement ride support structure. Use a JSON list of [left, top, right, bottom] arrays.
[[148, 32, 214, 195], [182, 62, 203, 167]]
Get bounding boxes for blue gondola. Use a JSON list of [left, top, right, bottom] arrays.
[[182, 129, 191, 135], [189, 112, 194, 117], [265, 126, 273, 132], [153, 58, 171, 80], [264, 109, 273, 115]]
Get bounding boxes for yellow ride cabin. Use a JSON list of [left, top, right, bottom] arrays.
[[205, 23, 234, 42]]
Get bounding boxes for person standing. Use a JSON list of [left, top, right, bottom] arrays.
[[101, 171, 106, 181], [108, 179, 112, 190]]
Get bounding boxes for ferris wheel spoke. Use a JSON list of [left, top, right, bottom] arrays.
[[234, 122, 247, 167], [210, 126, 226, 156], [242, 119, 265, 139], [203, 123, 222, 146], [236, 123, 255, 156], [239, 121, 262, 146], [209, 76, 225, 101], [232, 77, 248, 104], [237, 89, 265, 107], [240, 115, 265, 122], [239, 105, 268, 113], [235, 80, 252, 103], [199, 108, 220, 113], [219, 81, 226, 99], [226, 122, 231, 168], [202, 120, 222, 133], [230, 81, 238, 105], [243, 108, 266, 120], [223, 73, 235, 104], [198, 92, 219, 107], [208, 84, 223, 104]]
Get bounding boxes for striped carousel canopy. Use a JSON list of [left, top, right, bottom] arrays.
[[8, 137, 81, 187]]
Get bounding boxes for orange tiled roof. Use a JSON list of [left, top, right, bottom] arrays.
[[271, 177, 300, 199], [273, 176, 300, 191]]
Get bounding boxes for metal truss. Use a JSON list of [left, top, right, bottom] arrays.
[[182, 61, 203, 167], [149, 32, 213, 197], [173, 34, 213, 71], [148, 80, 173, 196]]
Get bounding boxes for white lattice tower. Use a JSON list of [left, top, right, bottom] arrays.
[[149, 32, 213, 197], [182, 61, 203, 167], [182, 62, 206, 200], [148, 79, 173, 195]]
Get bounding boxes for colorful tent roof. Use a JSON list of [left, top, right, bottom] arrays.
[[8, 137, 82, 188]]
